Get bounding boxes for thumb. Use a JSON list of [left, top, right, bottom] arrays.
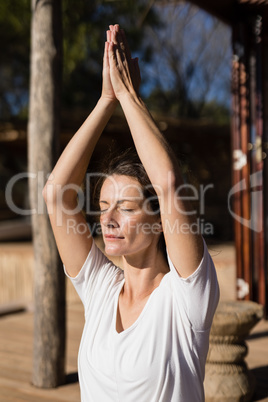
[[103, 42, 109, 69]]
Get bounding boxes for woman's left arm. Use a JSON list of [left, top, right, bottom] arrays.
[[108, 25, 204, 277]]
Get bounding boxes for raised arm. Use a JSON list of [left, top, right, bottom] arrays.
[[43, 36, 118, 277], [108, 25, 203, 277]]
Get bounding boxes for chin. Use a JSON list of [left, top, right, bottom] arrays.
[[104, 244, 123, 257]]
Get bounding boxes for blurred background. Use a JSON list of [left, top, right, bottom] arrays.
[[1, 1, 268, 400], [0, 0, 232, 243]]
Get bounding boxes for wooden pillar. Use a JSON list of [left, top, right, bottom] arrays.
[[262, 10, 268, 318], [231, 10, 268, 318], [232, 21, 252, 300], [249, 15, 265, 307], [231, 46, 243, 282], [28, 0, 66, 387]]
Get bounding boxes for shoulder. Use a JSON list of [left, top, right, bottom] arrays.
[[167, 238, 217, 284], [166, 238, 219, 330], [64, 239, 124, 308]]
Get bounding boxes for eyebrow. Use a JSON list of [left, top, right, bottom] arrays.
[[99, 199, 140, 205]]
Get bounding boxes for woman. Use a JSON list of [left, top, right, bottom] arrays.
[[43, 24, 219, 402]]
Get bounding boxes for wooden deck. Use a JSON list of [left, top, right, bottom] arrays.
[[0, 303, 82, 401], [0, 301, 268, 401]]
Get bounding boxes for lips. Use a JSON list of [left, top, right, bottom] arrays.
[[104, 234, 124, 239]]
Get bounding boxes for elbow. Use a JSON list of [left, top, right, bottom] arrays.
[[42, 186, 46, 203], [42, 180, 79, 210], [42, 184, 49, 204], [42, 174, 58, 205], [42, 181, 54, 205]]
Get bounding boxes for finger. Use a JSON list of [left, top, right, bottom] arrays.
[[106, 30, 111, 42], [120, 29, 132, 62], [111, 30, 118, 46], [115, 29, 130, 66], [108, 41, 118, 67], [109, 41, 126, 76], [116, 30, 127, 59], [109, 24, 119, 33], [134, 57, 141, 83], [103, 42, 109, 69]]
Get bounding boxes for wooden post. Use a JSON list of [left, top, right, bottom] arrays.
[[239, 34, 252, 300], [28, 0, 66, 387], [232, 12, 268, 316], [231, 23, 252, 298], [262, 12, 268, 318], [249, 15, 265, 306], [231, 42, 243, 283]]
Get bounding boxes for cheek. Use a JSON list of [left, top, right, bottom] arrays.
[[128, 217, 158, 238], [120, 216, 137, 232], [99, 216, 106, 229]]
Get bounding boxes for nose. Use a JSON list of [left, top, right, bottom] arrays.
[[100, 208, 119, 228]]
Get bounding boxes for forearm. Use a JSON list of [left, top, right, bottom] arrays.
[[43, 97, 117, 204], [119, 93, 181, 192], [107, 25, 181, 193]]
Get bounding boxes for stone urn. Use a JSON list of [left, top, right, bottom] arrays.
[[204, 300, 263, 402]]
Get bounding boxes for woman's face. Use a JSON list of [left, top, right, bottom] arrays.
[[99, 175, 161, 258]]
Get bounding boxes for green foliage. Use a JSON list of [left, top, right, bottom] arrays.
[[146, 87, 230, 123], [0, 0, 230, 121], [61, 0, 160, 110], [0, 0, 31, 118], [0, 0, 160, 118], [199, 101, 230, 124]]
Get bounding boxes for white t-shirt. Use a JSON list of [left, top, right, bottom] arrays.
[[65, 238, 219, 402]]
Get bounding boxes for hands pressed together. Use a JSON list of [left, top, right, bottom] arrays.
[[102, 24, 141, 102]]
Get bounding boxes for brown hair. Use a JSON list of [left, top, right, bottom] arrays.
[[93, 148, 159, 212]]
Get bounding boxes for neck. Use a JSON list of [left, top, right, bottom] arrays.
[[121, 249, 169, 302]]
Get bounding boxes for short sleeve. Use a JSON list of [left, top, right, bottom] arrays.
[[167, 237, 219, 331], [64, 240, 124, 313]]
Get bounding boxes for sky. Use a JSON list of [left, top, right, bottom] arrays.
[[139, 2, 232, 107]]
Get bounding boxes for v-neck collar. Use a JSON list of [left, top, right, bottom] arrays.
[[113, 273, 169, 336]]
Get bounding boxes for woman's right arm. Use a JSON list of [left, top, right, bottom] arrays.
[[43, 39, 117, 277]]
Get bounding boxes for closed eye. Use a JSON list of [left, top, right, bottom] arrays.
[[120, 208, 136, 214]]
